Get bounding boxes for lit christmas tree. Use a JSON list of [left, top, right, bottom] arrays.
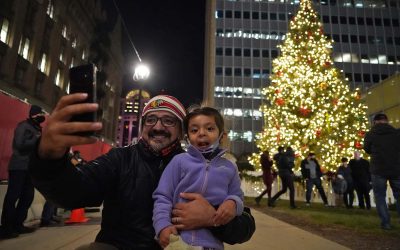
[[250, 0, 368, 172]]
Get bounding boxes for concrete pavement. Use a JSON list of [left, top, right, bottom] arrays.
[[0, 209, 349, 250]]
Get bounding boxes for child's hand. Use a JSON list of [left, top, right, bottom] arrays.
[[213, 200, 236, 226], [159, 225, 178, 248]]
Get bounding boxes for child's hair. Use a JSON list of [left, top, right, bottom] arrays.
[[184, 107, 224, 135]]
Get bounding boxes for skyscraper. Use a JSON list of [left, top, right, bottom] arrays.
[[204, 0, 400, 157]]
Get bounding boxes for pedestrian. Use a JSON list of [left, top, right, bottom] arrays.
[[255, 150, 274, 206], [337, 157, 354, 208], [348, 151, 371, 209], [364, 113, 400, 230], [301, 152, 329, 206], [40, 200, 60, 227], [0, 105, 45, 239], [153, 107, 244, 249], [29, 94, 255, 249], [268, 146, 297, 209]]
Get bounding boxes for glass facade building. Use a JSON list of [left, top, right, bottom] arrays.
[[204, 0, 400, 157]]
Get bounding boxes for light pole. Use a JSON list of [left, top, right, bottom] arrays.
[[132, 63, 150, 141]]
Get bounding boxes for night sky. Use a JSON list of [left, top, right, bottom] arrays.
[[111, 0, 206, 107]]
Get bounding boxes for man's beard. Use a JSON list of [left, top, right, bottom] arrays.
[[148, 129, 172, 152]]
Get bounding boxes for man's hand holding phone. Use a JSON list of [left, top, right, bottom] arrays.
[[38, 93, 102, 160]]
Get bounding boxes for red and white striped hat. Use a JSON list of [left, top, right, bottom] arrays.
[[142, 95, 186, 121]]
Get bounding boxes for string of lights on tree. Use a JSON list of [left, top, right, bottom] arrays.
[[249, 0, 368, 173]]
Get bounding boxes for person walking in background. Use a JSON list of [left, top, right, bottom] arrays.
[[349, 151, 372, 210], [337, 157, 354, 208], [0, 105, 45, 239], [268, 146, 297, 209], [301, 152, 329, 206], [364, 113, 400, 230], [153, 107, 244, 249], [255, 150, 274, 206]]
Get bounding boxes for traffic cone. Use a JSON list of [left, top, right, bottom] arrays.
[[65, 208, 89, 224]]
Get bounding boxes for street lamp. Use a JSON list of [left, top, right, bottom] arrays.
[[132, 63, 150, 141]]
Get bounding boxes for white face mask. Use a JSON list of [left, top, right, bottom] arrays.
[[189, 133, 223, 154]]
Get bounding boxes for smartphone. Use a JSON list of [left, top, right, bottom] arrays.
[[69, 63, 98, 136]]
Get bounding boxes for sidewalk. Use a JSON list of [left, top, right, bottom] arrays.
[[0, 209, 349, 250]]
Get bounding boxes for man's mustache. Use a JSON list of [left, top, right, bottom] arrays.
[[149, 130, 171, 138]]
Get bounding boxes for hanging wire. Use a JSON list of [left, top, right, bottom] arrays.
[[112, 0, 142, 62]]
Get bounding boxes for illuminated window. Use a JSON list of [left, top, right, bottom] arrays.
[[62, 25, 68, 39], [0, 18, 9, 44], [18, 37, 30, 60], [55, 69, 62, 87], [38, 53, 47, 73], [47, 0, 54, 18]]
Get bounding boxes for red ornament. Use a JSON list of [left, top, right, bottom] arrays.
[[358, 130, 365, 137], [315, 129, 321, 137], [275, 98, 285, 106], [355, 141, 362, 149], [324, 61, 331, 67], [274, 89, 281, 94], [307, 30, 312, 37], [299, 107, 311, 116], [319, 28, 324, 35], [307, 59, 313, 65], [277, 71, 283, 77], [332, 98, 338, 106]]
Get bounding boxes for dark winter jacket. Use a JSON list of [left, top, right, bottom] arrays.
[[349, 158, 371, 183], [337, 165, 353, 185], [260, 153, 273, 184], [273, 152, 293, 175], [9, 118, 42, 171], [300, 158, 323, 179], [364, 123, 400, 178], [29, 140, 255, 249]]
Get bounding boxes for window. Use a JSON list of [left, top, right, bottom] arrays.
[[340, 16, 347, 24], [216, 10, 223, 18], [361, 54, 369, 63], [262, 49, 269, 58], [359, 36, 366, 44], [253, 69, 261, 78], [47, 0, 54, 18], [0, 18, 9, 44], [271, 50, 278, 58], [261, 12, 268, 20], [38, 53, 47, 73], [216, 47, 223, 56], [225, 67, 232, 76], [374, 18, 382, 26], [279, 14, 286, 21], [366, 18, 373, 26], [372, 74, 380, 83], [349, 17, 356, 25], [350, 35, 358, 43], [252, 12, 259, 20], [234, 11, 241, 19], [243, 11, 250, 19], [244, 68, 251, 77], [333, 34, 340, 42], [323, 16, 329, 23], [363, 74, 370, 82], [354, 73, 361, 82], [357, 17, 364, 25], [225, 48, 232, 56], [216, 67, 222, 76], [270, 13, 277, 20], [234, 48, 241, 56], [383, 18, 391, 27], [18, 37, 30, 60], [243, 49, 251, 57], [55, 69, 62, 87], [62, 25, 68, 38], [225, 10, 232, 18], [253, 49, 260, 57], [341, 35, 348, 43], [331, 16, 338, 24], [392, 19, 399, 27], [234, 68, 242, 76]]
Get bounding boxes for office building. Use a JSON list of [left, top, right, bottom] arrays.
[[0, 0, 124, 142], [204, 0, 400, 157], [116, 89, 150, 147]]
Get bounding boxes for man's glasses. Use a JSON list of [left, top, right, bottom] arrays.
[[144, 115, 178, 127]]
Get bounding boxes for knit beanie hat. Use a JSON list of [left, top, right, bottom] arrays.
[[29, 105, 43, 117], [142, 95, 186, 121]]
